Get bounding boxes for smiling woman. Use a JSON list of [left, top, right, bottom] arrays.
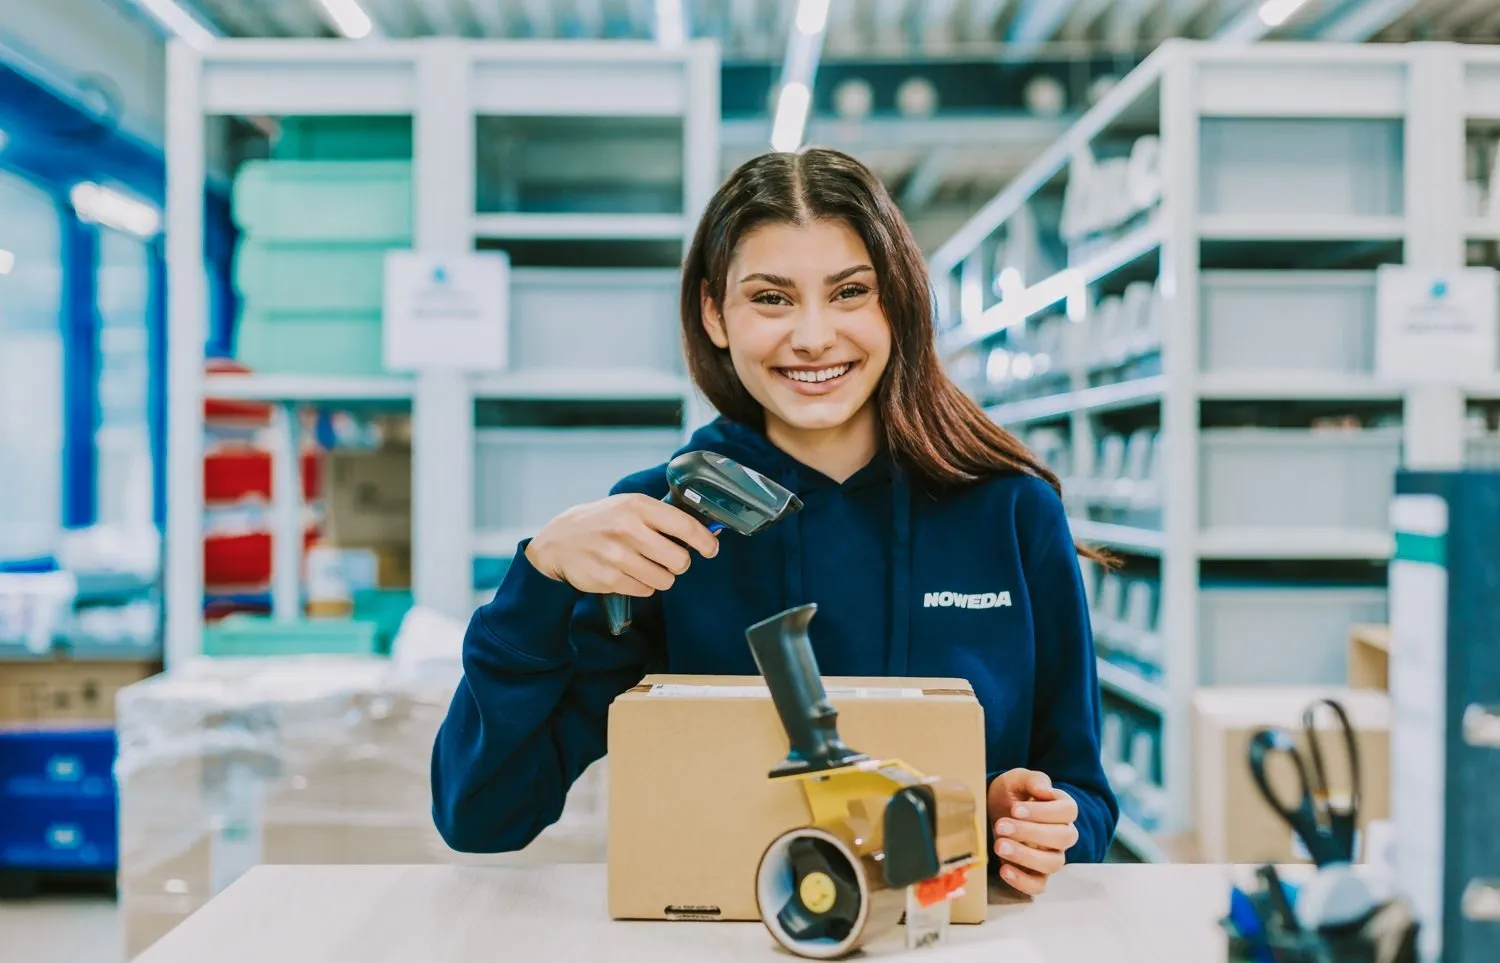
[[433, 146, 1120, 895]]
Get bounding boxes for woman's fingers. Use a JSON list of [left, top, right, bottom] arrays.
[[996, 818, 1079, 854], [995, 837, 1066, 877], [627, 524, 695, 576], [638, 497, 721, 559], [998, 861, 1049, 896], [1012, 797, 1077, 824]]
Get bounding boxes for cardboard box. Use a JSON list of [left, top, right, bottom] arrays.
[[324, 448, 411, 548], [607, 675, 989, 925], [1193, 687, 1390, 865], [0, 659, 159, 723], [1348, 623, 1390, 691]]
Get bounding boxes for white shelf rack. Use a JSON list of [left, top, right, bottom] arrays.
[[166, 39, 720, 665], [931, 41, 1500, 858]]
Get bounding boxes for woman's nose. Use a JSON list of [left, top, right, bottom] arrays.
[[789, 306, 837, 354]]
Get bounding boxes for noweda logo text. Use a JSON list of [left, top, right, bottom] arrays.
[[922, 591, 1012, 610]]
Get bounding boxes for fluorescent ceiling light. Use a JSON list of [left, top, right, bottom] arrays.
[[654, 0, 686, 46], [1258, 0, 1309, 27], [0, 250, 14, 276], [319, 0, 375, 39], [796, 0, 831, 35], [129, 0, 217, 48], [771, 82, 811, 153], [71, 182, 161, 238]]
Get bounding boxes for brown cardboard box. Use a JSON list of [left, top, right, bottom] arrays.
[[1193, 687, 1389, 865], [1348, 624, 1390, 691], [0, 659, 159, 722], [324, 448, 411, 548], [607, 675, 989, 925]]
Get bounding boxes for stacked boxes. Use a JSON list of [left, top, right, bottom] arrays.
[[230, 160, 413, 377], [0, 725, 120, 877], [115, 655, 604, 959]]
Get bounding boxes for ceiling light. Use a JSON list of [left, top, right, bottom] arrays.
[[1258, 0, 1309, 27], [128, 0, 217, 48], [795, 0, 830, 35], [770, 82, 811, 153], [71, 183, 161, 238], [0, 250, 14, 276], [319, 0, 374, 39]]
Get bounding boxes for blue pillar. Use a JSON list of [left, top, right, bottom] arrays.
[[61, 209, 99, 530]]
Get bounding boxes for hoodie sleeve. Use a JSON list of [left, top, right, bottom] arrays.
[[430, 476, 665, 854], [1011, 479, 1120, 864]]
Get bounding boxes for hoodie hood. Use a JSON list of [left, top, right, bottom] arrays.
[[672, 415, 915, 675]]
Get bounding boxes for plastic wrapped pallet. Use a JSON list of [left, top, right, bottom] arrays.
[[116, 613, 607, 958]]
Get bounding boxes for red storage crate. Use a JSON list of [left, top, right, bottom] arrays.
[[204, 449, 322, 504]]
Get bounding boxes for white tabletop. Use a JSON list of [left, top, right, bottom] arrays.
[[134, 862, 1245, 962]]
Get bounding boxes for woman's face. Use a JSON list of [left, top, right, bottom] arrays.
[[703, 218, 893, 440]]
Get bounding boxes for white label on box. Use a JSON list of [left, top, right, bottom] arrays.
[[1375, 266, 1499, 382], [383, 251, 509, 372], [646, 684, 924, 699]]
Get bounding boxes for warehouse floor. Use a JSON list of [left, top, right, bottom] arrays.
[[0, 896, 119, 963]]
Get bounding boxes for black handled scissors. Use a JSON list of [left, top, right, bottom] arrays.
[[1248, 698, 1362, 868]]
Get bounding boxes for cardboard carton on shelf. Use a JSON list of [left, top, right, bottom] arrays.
[[323, 447, 411, 550], [606, 674, 989, 926], [0, 659, 160, 723], [1192, 686, 1390, 866], [1347, 623, 1390, 691]]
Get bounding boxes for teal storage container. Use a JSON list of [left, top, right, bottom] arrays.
[[232, 160, 413, 243], [235, 240, 391, 314], [203, 615, 382, 657], [235, 311, 385, 377], [272, 116, 413, 162], [352, 589, 413, 655]]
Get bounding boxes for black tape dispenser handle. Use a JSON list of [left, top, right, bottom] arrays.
[[601, 451, 800, 636]]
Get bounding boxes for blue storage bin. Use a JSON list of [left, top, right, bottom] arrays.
[[0, 797, 117, 870], [0, 727, 117, 805]]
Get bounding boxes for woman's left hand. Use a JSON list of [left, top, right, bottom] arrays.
[[985, 768, 1079, 896]]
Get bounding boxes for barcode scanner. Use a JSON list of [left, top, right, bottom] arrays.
[[602, 450, 802, 635]]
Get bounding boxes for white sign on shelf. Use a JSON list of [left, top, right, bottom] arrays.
[[1375, 266, 1498, 383], [383, 251, 509, 372]]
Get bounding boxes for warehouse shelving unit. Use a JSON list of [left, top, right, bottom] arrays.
[[930, 41, 1500, 859], [165, 39, 720, 665]]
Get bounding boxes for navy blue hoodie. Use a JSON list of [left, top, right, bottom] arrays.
[[432, 415, 1119, 863]]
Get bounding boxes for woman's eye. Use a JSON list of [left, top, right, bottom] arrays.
[[752, 291, 791, 306], [834, 284, 870, 300]]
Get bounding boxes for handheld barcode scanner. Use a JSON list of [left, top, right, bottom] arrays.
[[602, 450, 801, 636], [746, 603, 982, 960]]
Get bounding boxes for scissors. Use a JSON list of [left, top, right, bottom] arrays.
[[1248, 698, 1362, 868]]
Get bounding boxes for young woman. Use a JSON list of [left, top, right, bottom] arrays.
[[432, 147, 1118, 894]]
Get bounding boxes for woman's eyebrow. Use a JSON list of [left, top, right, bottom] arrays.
[[825, 264, 874, 284], [740, 272, 797, 287]]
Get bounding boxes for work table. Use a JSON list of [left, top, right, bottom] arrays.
[[134, 862, 1245, 962]]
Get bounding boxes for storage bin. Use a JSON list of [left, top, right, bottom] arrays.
[[272, 116, 413, 161], [202, 615, 381, 657], [474, 428, 683, 532], [351, 589, 413, 655], [235, 241, 391, 315], [1199, 584, 1388, 686], [1468, 434, 1500, 468], [509, 269, 683, 374], [232, 161, 413, 243], [1200, 271, 1376, 375], [235, 311, 385, 378], [0, 727, 116, 805], [0, 797, 117, 870], [1199, 427, 1402, 533], [1199, 118, 1403, 218]]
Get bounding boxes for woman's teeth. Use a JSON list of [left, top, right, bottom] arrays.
[[780, 363, 852, 384]]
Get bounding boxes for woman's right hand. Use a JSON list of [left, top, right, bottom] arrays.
[[525, 494, 721, 596]]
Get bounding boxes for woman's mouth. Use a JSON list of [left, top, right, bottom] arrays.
[[774, 362, 855, 389]]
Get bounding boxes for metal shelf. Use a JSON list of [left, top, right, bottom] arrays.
[[472, 368, 689, 402], [1196, 527, 1393, 560], [1069, 519, 1168, 556], [986, 376, 1167, 427], [471, 212, 687, 241], [1198, 213, 1405, 242], [1096, 658, 1168, 715], [1197, 372, 1403, 401], [204, 374, 415, 404]]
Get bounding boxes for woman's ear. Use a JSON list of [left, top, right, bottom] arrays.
[[701, 284, 730, 349]]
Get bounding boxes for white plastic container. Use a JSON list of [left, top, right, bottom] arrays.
[[474, 427, 684, 532], [1199, 427, 1402, 533], [1200, 271, 1376, 375], [509, 268, 683, 374], [1199, 585, 1387, 686], [1199, 118, 1403, 218]]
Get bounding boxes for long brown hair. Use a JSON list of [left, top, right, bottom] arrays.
[[680, 146, 1110, 565]]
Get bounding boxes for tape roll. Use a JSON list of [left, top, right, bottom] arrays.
[[754, 825, 904, 960]]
